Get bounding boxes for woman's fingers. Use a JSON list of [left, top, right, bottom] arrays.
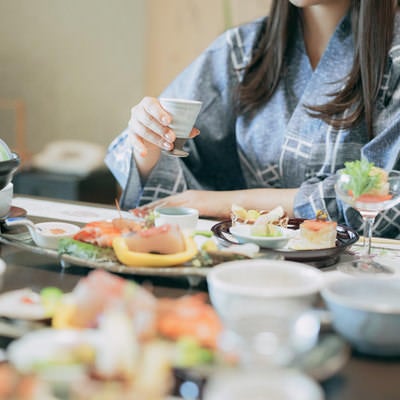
[[129, 115, 173, 151], [142, 96, 171, 126], [128, 97, 201, 156], [189, 128, 200, 139], [128, 97, 176, 152]]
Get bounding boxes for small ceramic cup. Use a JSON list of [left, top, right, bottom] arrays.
[[159, 98, 202, 157], [154, 206, 199, 233], [0, 182, 13, 218], [31, 222, 81, 249], [4, 218, 80, 249]]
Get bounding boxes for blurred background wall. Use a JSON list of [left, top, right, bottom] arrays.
[[0, 0, 271, 162]]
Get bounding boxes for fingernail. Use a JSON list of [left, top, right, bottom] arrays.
[[162, 141, 171, 150], [161, 116, 170, 125], [164, 133, 173, 142]]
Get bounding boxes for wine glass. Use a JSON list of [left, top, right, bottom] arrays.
[[335, 169, 400, 275]]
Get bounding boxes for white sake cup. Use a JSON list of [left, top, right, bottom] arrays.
[[159, 98, 202, 157]]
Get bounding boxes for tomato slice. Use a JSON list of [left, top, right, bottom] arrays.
[[356, 193, 393, 203]]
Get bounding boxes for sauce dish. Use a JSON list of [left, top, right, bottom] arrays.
[[5, 217, 80, 250]]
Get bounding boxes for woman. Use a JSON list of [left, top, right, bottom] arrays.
[[106, 0, 400, 238]]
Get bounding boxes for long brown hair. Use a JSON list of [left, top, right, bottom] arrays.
[[237, 0, 397, 138]]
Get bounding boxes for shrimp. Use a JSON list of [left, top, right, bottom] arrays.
[[73, 219, 144, 247]]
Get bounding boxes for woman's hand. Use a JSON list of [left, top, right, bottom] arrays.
[[129, 97, 174, 157], [127, 97, 200, 179]]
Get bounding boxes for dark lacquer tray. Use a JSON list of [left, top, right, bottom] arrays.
[[211, 218, 359, 267]]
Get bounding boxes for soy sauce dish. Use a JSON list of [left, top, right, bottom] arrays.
[[5, 218, 80, 250], [32, 222, 81, 249]]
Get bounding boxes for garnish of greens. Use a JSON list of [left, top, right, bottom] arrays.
[[341, 160, 382, 198], [58, 238, 117, 262], [144, 210, 157, 228], [40, 287, 64, 316]]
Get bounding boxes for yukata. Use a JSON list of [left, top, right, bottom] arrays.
[[106, 14, 400, 238]]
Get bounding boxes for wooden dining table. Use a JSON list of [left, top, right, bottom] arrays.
[[0, 196, 400, 400]]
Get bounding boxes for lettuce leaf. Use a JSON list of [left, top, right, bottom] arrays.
[[341, 160, 381, 198]]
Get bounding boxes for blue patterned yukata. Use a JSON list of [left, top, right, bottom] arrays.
[[106, 13, 400, 238]]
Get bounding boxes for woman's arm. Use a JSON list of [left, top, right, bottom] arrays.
[[135, 188, 299, 219]]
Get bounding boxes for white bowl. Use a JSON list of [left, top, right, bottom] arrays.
[[207, 259, 323, 365], [207, 259, 323, 308], [0, 182, 13, 218], [154, 206, 199, 232], [321, 277, 400, 356]]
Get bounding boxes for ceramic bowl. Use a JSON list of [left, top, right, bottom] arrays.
[[154, 206, 199, 232], [321, 277, 400, 356], [0, 153, 20, 191], [207, 259, 324, 315], [207, 259, 323, 365], [0, 183, 13, 218]]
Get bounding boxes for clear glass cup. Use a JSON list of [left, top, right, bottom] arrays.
[[335, 169, 400, 275]]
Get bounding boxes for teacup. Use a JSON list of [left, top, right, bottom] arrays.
[[0, 183, 13, 218], [154, 206, 199, 233], [159, 98, 202, 157]]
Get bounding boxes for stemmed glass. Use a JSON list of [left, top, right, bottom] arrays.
[[335, 169, 400, 275]]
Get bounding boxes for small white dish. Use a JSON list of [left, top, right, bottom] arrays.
[[32, 221, 80, 249], [5, 218, 80, 249], [0, 288, 47, 320], [229, 224, 291, 249]]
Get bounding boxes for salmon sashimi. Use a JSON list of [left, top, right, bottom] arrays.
[[157, 293, 223, 349], [55, 270, 157, 339], [123, 224, 186, 254]]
